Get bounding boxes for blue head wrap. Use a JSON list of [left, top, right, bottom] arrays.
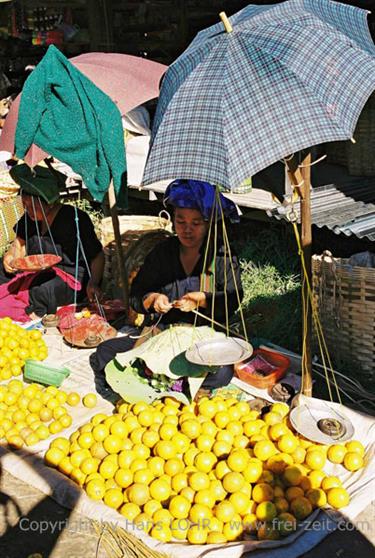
[[164, 179, 240, 223]]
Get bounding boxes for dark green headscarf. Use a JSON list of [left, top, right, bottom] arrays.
[[9, 164, 65, 204]]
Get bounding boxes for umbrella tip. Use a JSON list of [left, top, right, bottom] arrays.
[[220, 12, 233, 33]]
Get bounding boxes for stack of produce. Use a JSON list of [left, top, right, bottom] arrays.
[[0, 380, 97, 449], [44, 397, 365, 544], [0, 317, 48, 380]]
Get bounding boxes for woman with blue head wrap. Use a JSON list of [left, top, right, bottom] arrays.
[[91, 180, 243, 395]]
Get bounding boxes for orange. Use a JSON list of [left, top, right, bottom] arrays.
[[283, 466, 303, 487], [327, 444, 346, 464], [194, 451, 217, 473], [189, 471, 210, 491], [327, 487, 350, 509], [149, 478, 171, 501], [227, 449, 249, 472], [214, 500, 236, 523], [274, 496, 289, 514], [253, 440, 276, 461], [169, 495, 190, 519], [86, 479, 105, 500], [252, 483, 274, 503], [222, 471, 244, 493], [120, 502, 141, 520], [66, 392, 80, 406], [243, 460, 263, 484], [45, 447, 65, 467], [50, 437, 70, 455], [103, 434, 122, 454], [104, 488, 123, 509], [164, 458, 184, 477], [285, 486, 304, 502], [127, 483, 150, 506], [277, 512, 297, 537], [154, 440, 176, 459], [305, 450, 327, 471], [290, 496, 313, 520], [180, 419, 201, 439], [229, 491, 252, 515], [82, 393, 97, 408], [345, 440, 365, 456], [256, 500, 277, 521], [306, 488, 327, 508], [321, 476, 342, 491], [277, 434, 299, 454], [343, 452, 364, 472], [189, 503, 212, 523]]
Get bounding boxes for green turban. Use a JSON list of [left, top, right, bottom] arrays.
[[9, 164, 65, 204]]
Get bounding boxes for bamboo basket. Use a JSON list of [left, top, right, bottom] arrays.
[[312, 252, 375, 380], [100, 214, 173, 312], [0, 195, 23, 255]]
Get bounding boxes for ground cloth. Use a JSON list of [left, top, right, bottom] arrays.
[[0, 331, 373, 558]]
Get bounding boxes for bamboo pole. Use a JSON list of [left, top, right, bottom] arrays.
[[286, 155, 313, 396], [220, 12, 233, 33], [108, 181, 129, 312]]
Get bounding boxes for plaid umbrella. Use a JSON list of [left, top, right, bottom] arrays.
[[143, 0, 375, 191]]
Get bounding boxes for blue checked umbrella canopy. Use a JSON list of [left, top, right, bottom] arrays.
[[143, 0, 375, 191]]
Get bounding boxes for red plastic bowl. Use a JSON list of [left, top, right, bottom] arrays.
[[14, 254, 61, 272], [234, 348, 290, 389]]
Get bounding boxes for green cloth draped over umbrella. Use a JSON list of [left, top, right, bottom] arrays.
[[14, 45, 127, 207]]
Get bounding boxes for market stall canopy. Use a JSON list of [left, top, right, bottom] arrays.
[[0, 49, 167, 172], [143, 0, 375, 192]]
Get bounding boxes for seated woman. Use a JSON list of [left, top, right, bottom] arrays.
[[91, 179, 243, 393], [0, 164, 104, 320]]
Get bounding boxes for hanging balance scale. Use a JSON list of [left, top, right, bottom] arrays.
[[290, 393, 354, 444]]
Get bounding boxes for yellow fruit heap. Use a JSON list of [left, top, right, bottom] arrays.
[[44, 397, 366, 545], [0, 317, 48, 380], [0, 381, 84, 448]]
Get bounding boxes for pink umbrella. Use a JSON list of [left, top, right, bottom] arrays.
[[0, 52, 167, 166]]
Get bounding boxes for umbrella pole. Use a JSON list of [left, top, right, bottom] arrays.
[[107, 181, 129, 313], [300, 153, 313, 396], [286, 156, 313, 396]]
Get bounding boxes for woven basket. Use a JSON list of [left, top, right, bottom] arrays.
[[101, 213, 173, 301], [0, 195, 23, 255], [312, 252, 375, 380]]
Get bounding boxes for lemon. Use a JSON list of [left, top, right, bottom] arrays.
[[120, 502, 141, 520], [86, 479, 105, 500], [327, 487, 350, 509], [149, 478, 171, 501], [290, 496, 313, 520], [252, 483, 274, 503], [256, 500, 277, 521], [345, 440, 365, 456], [169, 495, 190, 519], [327, 444, 347, 464]]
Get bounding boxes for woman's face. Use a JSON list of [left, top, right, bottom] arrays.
[[174, 207, 209, 249], [22, 194, 49, 221]]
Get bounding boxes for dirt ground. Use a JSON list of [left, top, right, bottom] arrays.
[[0, 469, 374, 558]]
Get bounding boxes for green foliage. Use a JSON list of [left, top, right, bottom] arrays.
[[232, 221, 302, 352]]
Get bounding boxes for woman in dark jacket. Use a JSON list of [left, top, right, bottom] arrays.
[[91, 179, 242, 391]]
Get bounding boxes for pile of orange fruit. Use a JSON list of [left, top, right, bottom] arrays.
[[0, 380, 92, 448], [0, 317, 48, 380], [44, 397, 366, 545]]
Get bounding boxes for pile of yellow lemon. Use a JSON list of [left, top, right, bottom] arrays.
[[0, 317, 48, 380], [0, 380, 87, 448], [44, 397, 365, 545]]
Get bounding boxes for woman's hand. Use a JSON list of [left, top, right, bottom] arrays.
[[153, 294, 173, 313], [175, 291, 207, 312], [3, 251, 17, 274], [143, 292, 172, 313], [86, 279, 103, 303]]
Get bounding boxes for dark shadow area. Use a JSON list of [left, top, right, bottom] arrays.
[[0, 446, 81, 558]]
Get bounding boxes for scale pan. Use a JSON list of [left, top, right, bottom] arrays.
[[290, 398, 354, 444], [14, 254, 62, 272], [185, 337, 253, 366]]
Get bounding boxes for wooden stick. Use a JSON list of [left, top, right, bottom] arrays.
[[108, 181, 129, 312], [286, 157, 313, 396], [220, 12, 233, 33]]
